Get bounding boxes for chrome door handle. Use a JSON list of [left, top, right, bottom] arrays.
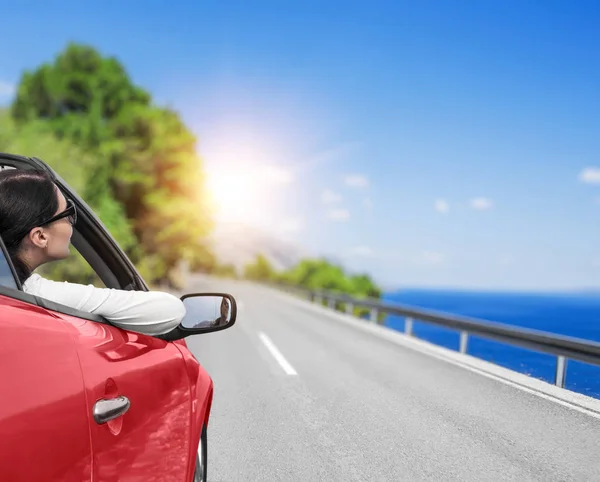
[[93, 396, 131, 424]]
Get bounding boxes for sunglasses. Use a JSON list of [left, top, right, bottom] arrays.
[[39, 199, 78, 227], [12, 199, 78, 245]]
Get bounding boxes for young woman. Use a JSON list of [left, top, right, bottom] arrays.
[[0, 169, 186, 336]]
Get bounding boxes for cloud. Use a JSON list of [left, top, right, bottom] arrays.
[[327, 208, 350, 221], [348, 246, 374, 257], [499, 255, 514, 266], [263, 165, 293, 185], [434, 199, 449, 214], [321, 189, 342, 204], [279, 218, 304, 234], [579, 167, 600, 185], [344, 174, 370, 189], [293, 142, 362, 173], [421, 250, 445, 265], [470, 197, 494, 211], [0, 80, 15, 98]]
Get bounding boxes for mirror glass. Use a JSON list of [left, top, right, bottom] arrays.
[[181, 295, 233, 330]]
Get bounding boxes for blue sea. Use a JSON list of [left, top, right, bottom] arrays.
[[382, 289, 600, 399]]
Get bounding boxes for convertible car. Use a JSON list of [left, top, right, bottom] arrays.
[[0, 152, 237, 481]]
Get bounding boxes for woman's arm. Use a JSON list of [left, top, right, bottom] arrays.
[[23, 274, 186, 336]]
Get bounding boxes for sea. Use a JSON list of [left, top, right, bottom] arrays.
[[381, 289, 600, 399]]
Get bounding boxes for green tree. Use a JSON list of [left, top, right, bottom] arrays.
[[349, 273, 382, 299], [214, 263, 238, 279], [244, 254, 276, 281], [267, 256, 385, 322], [279, 258, 350, 292], [10, 43, 213, 285]]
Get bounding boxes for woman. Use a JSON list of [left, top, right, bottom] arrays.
[[192, 296, 231, 329], [0, 169, 186, 336]]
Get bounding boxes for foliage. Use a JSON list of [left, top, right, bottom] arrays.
[[242, 254, 384, 321], [244, 254, 276, 281], [214, 263, 238, 279], [8, 42, 213, 285]]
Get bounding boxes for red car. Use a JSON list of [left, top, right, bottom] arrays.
[[0, 153, 237, 482]]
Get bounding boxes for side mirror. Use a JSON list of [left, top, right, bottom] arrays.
[[179, 293, 237, 335]]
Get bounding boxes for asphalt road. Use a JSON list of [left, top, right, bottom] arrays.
[[183, 276, 600, 482]]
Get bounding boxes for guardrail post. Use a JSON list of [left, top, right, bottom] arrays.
[[555, 356, 568, 388], [370, 308, 378, 323], [459, 331, 469, 354], [404, 317, 413, 335], [346, 302, 353, 315], [328, 298, 335, 309]]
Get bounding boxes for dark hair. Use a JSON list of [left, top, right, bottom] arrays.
[[0, 170, 59, 283]]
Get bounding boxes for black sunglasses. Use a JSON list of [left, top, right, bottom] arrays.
[[12, 199, 78, 245], [39, 199, 78, 227]]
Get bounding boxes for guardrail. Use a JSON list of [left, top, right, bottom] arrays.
[[271, 283, 600, 389]]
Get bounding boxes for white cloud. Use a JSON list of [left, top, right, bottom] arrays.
[[499, 255, 514, 266], [263, 166, 293, 185], [321, 189, 342, 204], [344, 174, 370, 189], [294, 142, 362, 172], [279, 218, 304, 234], [434, 199, 449, 214], [348, 246, 374, 257], [420, 250, 445, 266], [0, 80, 15, 97], [470, 197, 494, 211], [327, 208, 350, 221], [363, 197, 373, 209], [579, 167, 600, 185]]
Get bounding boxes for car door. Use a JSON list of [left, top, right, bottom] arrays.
[[0, 238, 92, 482], [55, 311, 193, 482], [0, 154, 195, 481]]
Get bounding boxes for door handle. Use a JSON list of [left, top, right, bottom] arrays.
[[93, 396, 131, 424]]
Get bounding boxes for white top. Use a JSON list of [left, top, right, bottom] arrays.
[[23, 273, 186, 336]]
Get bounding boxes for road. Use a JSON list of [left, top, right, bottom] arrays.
[[183, 276, 600, 482]]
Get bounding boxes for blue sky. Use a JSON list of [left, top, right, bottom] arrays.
[[1, 0, 600, 290]]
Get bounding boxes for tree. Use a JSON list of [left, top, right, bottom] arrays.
[[214, 263, 238, 279], [10, 43, 213, 284], [0, 111, 111, 285], [244, 254, 276, 281], [349, 273, 382, 299], [255, 255, 386, 322]]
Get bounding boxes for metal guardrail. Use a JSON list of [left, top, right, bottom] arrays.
[[272, 283, 600, 389]]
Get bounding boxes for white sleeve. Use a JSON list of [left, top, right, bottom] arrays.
[[23, 274, 186, 336]]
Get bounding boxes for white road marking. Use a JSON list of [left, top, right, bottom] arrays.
[[259, 332, 297, 376]]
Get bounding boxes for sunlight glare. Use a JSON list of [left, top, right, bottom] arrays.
[[206, 163, 292, 225]]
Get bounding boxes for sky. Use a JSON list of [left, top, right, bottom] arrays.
[[1, 0, 600, 291]]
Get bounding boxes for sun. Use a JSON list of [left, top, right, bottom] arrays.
[[205, 161, 293, 227], [199, 123, 295, 227]]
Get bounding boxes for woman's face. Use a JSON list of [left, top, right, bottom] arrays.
[[43, 189, 73, 260], [220, 297, 230, 319]]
